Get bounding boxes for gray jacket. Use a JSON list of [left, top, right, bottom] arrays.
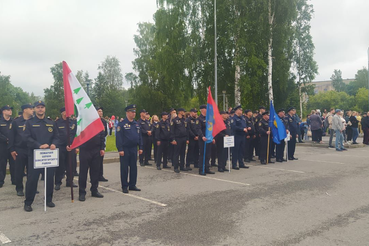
[[332, 114, 343, 131]]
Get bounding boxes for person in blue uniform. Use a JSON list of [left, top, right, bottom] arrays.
[[116, 104, 143, 194], [0, 105, 15, 188], [171, 108, 189, 173], [155, 112, 171, 170], [231, 105, 249, 169], [54, 107, 78, 190], [196, 105, 215, 175], [23, 101, 59, 212], [185, 109, 199, 169], [138, 109, 152, 166], [285, 107, 299, 160], [8, 104, 34, 196], [258, 111, 274, 164], [214, 111, 231, 172], [253, 106, 266, 159], [276, 109, 289, 162]]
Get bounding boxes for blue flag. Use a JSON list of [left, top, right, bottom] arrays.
[[269, 101, 287, 144]]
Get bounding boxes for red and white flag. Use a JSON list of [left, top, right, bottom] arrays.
[[63, 61, 104, 149]]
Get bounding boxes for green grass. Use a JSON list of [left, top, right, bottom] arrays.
[[106, 135, 118, 152]]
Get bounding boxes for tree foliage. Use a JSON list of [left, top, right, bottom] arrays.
[[330, 69, 346, 92]]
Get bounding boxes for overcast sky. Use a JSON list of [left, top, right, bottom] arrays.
[[0, 0, 368, 97]]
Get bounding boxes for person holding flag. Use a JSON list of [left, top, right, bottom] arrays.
[[197, 87, 226, 175], [63, 61, 106, 202], [268, 101, 287, 162], [276, 109, 289, 162], [258, 111, 274, 164], [231, 105, 249, 169]]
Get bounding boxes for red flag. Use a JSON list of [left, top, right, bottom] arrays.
[[206, 86, 226, 139]]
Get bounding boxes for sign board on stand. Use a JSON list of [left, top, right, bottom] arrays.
[[34, 149, 59, 211], [224, 136, 234, 173]]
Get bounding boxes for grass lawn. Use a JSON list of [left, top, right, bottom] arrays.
[[106, 135, 118, 152]]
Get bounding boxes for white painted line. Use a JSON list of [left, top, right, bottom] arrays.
[[145, 166, 251, 186], [0, 232, 11, 244], [253, 166, 305, 174], [73, 177, 167, 207], [299, 159, 345, 165], [98, 185, 168, 207]]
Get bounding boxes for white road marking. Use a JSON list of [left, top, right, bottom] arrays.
[[98, 185, 168, 207], [145, 166, 251, 186], [299, 159, 346, 165], [73, 177, 167, 207], [253, 166, 305, 174], [0, 232, 11, 244]]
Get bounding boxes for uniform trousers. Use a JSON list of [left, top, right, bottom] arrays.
[[25, 152, 55, 205], [186, 139, 199, 167], [79, 148, 100, 195], [244, 137, 253, 160], [0, 145, 15, 185], [157, 140, 169, 167], [198, 140, 211, 173], [288, 135, 297, 159], [173, 137, 186, 170], [215, 135, 227, 170], [232, 135, 245, 168], [259, 135, 272, 161], [55, 147, 73, 186], [276, 140, 285, 161], [139, 135, 150, 164], [120, 146, 138, 188], [14, 148, 28, 192]]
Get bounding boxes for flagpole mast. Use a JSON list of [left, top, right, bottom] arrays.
[[266, 127, 270, 164], [66, 117, 74, 202], [214, 0, 218, 105]]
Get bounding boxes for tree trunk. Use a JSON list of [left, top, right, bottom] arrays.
[[235, 64, 241, 105], [268, 0, 274, 103]]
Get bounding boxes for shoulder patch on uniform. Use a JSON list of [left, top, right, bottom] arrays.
[[46, 124, 53, 127], [156, 124, 159, 128], [259, 122, 262, 126], [170, 122, 173, 126], [71, 124, 75, 130], [231, 119, 234, 123], [48, 127, 53, 133], [117, 126, 121, 132], [196, 120, 199, 124], [9, 123, 12, 130]]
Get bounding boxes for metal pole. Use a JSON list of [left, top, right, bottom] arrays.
[[214, 0, 218, 105], [222, 91, 226, 111], [367, 47, 369, 111]]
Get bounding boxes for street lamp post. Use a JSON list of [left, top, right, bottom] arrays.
[[214, 0, 218, 105], [222, 90, 226, 111], [367, 47, 369, 111], [85, 79, 91, 96]]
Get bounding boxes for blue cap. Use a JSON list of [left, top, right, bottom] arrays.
[[21, 104, 33, 111], [1, 105, 13, 111], [33, 101, 45, 107], [125, 104, 136, 112], [233, 105, 242, 111]]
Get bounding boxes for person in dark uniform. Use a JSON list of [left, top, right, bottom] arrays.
[[197, 105, 215, 175], [171, 108, 189, 173], [138, 109, 152, 166], [155, 112, 171, 170], [285, 107, 299, 160], [146, 112, 154, 161], [167, 108, 176, 163], [276, 109, 289, 162], [231, 105, 249, 169], [186, 109, 199, 169], [151, 114, 159, 162], [214, 111, 231, 172], [0, 105, 15, 188], [254, 106, 266, 159], [8, 104, 33, 195], [77, 112, 106, 202], [244, 109, 255, 162], [54, 107, 78, 190], [23, 101, 59, 212], [116, 104, 143, 193], [97, 107, 108, 182], [258, 111, 274, 164]]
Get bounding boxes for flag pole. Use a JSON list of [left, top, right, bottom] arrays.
[[266, 127, 270, 164], [66, 117, 74, 203], [202, 142, 206, 175]]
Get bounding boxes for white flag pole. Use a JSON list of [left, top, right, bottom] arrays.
[[44, 167, 47, 212]]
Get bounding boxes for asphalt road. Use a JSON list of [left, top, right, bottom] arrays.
[[1, 145, 369, 245]]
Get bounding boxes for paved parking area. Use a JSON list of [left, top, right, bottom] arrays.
[[1, 145, 369, 245]]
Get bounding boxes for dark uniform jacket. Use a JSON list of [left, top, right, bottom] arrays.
[[0, 117, 12, 146], [24, 116, 59, 150], [186, 116, 199, 140], [231, 115, 247, 136], [245, 116, 255, 138], [55, 118, 77, 147], [216, 119, 232, 138], [137, 118, 152, 137], [116, 118, 143, 151], [196, 114, 207, 139], [155, 119, 171, 141], [254, 114, 263, 133], [258, 118, 271, 137], [8, 116, 29, 152], [171, 116, 188, 140], [285, 114, 298, 135]]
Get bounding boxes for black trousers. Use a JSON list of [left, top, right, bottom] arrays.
[[259, 135, 272, 161], [55, 147, 73, 186], [119, 147, 137, 188], [0, 145, 15, 185], [254, 135, 260, 157], [244, 137, 253, 160], [198, 140, 211, 173], [276, 140, 285, 161], [148, 136, 153, 160], [210, 143, 217, 166], [14, 148, 28, 192], [215, 135, 227, 170], [153, 140, 158, 163], [232, 135, 245, 168], [288, 135, 297, 159], [139, 135, 150, 164], [71, 151, 78, 174], [186, 138, 199, 167], [25, 152, 55, 206], [157, 140, 169, 167], [79, 148, 100, 195], [346, 127, 353, 141], [173, 137, 186, 170]]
